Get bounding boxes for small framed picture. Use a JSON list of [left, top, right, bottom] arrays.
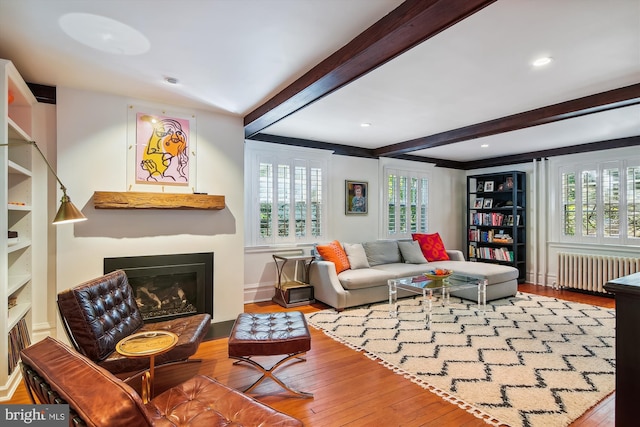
[[484, 181, 494, 192], [473, 198, 484, 209], [476, 181, 484, 192], [483, 198, 493, 209], [345, 180, 368, 215]]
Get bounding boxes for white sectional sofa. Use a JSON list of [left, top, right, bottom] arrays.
[[309, 239, 518, 311]]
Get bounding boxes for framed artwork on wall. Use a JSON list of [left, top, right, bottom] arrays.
[[127, 104, 197, 193], [345, 180, 368, 215]]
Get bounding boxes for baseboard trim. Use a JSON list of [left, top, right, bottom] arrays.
[[204, 319, 235, 341]]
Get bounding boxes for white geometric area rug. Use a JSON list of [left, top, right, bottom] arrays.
[[306, 292, 615, 427]]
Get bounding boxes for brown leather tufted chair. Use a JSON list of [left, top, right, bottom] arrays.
[[21, 337, 303, 427], [57, 269, 211, 375]]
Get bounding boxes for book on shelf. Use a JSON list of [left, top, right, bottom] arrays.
[[470, 212, 506, 226], [469, 229, 514, 244], [469, 246, 514, 262], [8, 317, 31, 375]]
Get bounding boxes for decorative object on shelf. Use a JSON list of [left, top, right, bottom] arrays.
[[473, 198, 483, 208], [505, 176, 514, 189], [483, 198, 493, 208], [476, 181, 484, 192], [127, 105, 197, 194], [1, 140, 86, 224], [483, 181, 494, 192], [345, 180, 367, 215]]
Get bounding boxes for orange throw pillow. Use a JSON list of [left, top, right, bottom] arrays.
[[315, 240, 351, 274], [412, 233, 450, 261]]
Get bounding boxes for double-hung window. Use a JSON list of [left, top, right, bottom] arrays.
[[383, 166, 429, 239], [245, 141, 330, 246], [559, 158, 640, 244]]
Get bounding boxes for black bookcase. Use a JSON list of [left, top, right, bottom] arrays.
[[466, 171, 526, 283]]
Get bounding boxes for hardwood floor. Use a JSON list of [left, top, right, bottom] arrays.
[[7, 284, 615, 426]]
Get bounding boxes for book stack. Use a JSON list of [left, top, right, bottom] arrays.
[[493, 232, 513, 244]]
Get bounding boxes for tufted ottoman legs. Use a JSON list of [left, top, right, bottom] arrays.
[[228, 311, 313, 398]]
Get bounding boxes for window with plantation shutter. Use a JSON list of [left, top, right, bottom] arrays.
[[246, 141, 329, 246]]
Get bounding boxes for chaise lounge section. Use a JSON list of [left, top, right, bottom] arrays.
[[310, 239, 518, 311]]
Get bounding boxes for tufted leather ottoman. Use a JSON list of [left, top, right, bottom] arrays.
[[228, 311, 313, 398]]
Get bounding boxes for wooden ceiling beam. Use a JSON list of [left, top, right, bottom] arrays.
[[375, 83, 640, 157], [243, 0, 496, 138]]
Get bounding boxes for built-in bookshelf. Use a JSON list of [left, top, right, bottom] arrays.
[[1, 59, 36, 400], [467, 171, 526, 282]]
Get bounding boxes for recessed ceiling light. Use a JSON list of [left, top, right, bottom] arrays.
[[360, 123, 371, 128], [532, 56, 553, 67], [481, 144, 489, 148], [59, 13, 150, 55]]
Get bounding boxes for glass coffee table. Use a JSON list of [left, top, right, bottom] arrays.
[[388, 273, 487, 329]]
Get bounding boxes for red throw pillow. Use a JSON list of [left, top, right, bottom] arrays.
[[316, 240, 351, 274], [412, 233, 450, 261]]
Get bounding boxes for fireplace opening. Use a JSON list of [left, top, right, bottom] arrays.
[[104, 252, 213, 323]]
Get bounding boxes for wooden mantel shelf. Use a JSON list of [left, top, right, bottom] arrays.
[[93, 191, 225, 210]]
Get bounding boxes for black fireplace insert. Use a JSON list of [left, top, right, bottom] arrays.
[[104, 252, 213, 322]]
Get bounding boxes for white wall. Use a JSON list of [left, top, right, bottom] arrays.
[[30, 102, 57, 342], [53, 88, 245, 341], [466, 148, 640, 287], [244, 154, 466, 302], [544, 146, 640, 285]]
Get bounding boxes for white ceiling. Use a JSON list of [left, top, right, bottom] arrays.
[[1, 0, 639, 164]]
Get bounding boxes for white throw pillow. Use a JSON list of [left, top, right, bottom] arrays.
[[398, 240, 428, 264], [343, 243, 370, 269]]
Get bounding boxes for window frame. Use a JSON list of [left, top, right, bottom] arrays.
[[381, 163, 430, 239], [558, 157, 640, 245], [245, 141, 331, 247]]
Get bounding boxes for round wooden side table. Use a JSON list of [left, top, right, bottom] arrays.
[[116, 330, 178, 402]]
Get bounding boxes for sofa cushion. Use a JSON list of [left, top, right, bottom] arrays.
[[316, 240, 351, 274], [412, 233, 450, 261], [338, 268, 396, 290], [371, 262, 431, 277], [343, 243, 370, 269], [398, 241, 428, 264], [363, 240, 401, 266]]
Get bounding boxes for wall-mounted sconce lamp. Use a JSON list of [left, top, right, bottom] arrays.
[[2, 140, 87, 224]]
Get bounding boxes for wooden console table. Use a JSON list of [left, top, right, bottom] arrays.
[[604, 271, 640, 427]]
